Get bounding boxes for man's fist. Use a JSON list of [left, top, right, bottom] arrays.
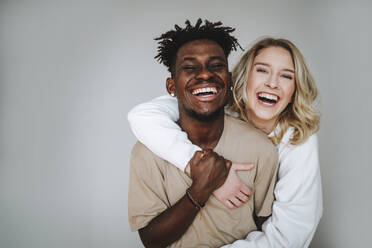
[[188, 149, 230, 205]]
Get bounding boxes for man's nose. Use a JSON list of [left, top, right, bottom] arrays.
[[196, 67, 213, 80]]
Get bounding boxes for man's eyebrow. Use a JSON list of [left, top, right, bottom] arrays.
[[210, 56, 226, 61], [182, 57, 196, 61], [176, 57, 196, 67], [181, 56, 226, 62], [254, 62, 294, 73]]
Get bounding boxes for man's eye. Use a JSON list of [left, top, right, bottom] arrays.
[[183, 66, 197, 71], [211, 63, 224, 69]]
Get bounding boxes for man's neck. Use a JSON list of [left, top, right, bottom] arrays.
[[178, 110, 225, 150]]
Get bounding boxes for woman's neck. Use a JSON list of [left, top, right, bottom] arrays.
[[246, 112, 277, 135]]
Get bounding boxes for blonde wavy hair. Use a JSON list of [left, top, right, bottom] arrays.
[[229, 37, 320, 145]]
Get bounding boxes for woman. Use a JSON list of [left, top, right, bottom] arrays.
[[128, 37, 322, 248]]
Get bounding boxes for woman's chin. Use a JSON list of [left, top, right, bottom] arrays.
[[251, 110, 278, 125]]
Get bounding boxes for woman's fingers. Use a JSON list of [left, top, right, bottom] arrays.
[[229, 196, 243, 208], [212, 161, 254, 208], [231, 162, 255, 171], [240, 184, 252, 197], [225, 200, 236, 209], [236, 191, 249, 203]]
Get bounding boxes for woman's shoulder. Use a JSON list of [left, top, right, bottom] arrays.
[[278, 127, 318, 148], [278, 128, 319, 165]]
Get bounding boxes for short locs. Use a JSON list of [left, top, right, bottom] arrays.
[[154, 18, 242, 74]]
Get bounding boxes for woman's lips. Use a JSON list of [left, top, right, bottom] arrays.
[[256, 92, 280, 106]]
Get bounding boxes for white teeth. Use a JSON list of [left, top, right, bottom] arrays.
[[258, 92, 278, 101], [192, 87, 217, 95]]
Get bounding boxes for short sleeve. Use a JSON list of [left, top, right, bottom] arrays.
[[128, 142, 169, 231], [254, 148, 279, 217]]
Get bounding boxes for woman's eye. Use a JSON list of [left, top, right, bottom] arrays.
[[257, 68, 267, 73], [282, 74, 293, 80]]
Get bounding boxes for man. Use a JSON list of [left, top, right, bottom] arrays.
[[128, 19, 278, 247]]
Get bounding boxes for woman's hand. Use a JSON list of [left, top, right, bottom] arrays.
[[213, 162, 254, 209]]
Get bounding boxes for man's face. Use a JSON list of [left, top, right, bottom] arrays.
[[167, 39, 231, 120]]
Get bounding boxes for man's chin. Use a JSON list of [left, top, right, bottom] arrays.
[[185, 107, 224, 122]]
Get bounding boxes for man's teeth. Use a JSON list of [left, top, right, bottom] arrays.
[[192, 87, 218, 95], [258, 93, 278, 102]]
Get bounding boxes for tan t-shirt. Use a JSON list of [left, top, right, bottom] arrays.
[[128, 115, 279, 248]]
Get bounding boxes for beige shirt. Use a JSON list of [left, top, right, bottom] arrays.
[[128, 115, 279, 248]]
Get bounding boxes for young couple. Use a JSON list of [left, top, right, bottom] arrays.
[[128, 19, 322, 247]]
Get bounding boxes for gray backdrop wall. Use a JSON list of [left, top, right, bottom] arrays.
[[1, 0, 371, 247]]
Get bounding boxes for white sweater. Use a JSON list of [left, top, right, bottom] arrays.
[[127, 95, 323, 248]]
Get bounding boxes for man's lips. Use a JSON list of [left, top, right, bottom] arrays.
[[192, 87, 218, 95], [189, 85, 221, 102]]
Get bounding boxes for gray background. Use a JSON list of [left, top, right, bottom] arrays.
[[1, 0, 371, 247]]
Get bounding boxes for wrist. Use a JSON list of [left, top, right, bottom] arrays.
[[188, 184, 210, 206], [186, 188, 204, 210]]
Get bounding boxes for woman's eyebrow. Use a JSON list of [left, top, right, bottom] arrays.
[[254, 62, 294, 73], [254, 62, 269, 67]]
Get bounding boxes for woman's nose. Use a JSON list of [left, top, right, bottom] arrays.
[[265, 74, 279, 88]]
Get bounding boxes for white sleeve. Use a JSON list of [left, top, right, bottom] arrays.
[[221, 134, 323, 248], [127, 95, 201, 171]]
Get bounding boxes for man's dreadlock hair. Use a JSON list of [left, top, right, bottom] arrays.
[[154, 18, 242, 74]]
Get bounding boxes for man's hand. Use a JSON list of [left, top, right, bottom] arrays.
[[213, 162, 254, 209], [138, 149, 231, 247], [188, 149, 230, 205]]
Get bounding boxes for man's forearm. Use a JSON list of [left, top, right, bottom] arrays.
[[138, 190, 201, 248], [138, 150, 228, 248]]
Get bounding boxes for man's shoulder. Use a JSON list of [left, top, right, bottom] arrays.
[[225, 115, 276, 152], [225, 115, 265, 138], [130, 141, 165, 173], [131, 141, 153, 160]]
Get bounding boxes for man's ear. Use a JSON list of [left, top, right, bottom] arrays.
[[228, 72, 233, 90], [227, 72, 233, 104], [166, 77, 176, 96]]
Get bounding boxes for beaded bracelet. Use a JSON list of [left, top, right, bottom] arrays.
[[186, 188, 205, 210]]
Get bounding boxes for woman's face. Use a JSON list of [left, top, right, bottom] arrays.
[[245, 46, 295, 132]]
